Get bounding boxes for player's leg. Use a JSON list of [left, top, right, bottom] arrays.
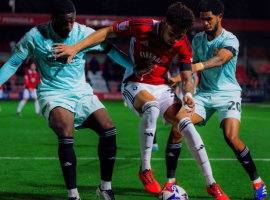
[[31, 89, 39, 114], [221, 118, 267, 199], [152, 132, 158, 151], [83, 108, 116, 199], [49, 107, 80, 199], [133, 90, 161, 193], [17, 89, 29, 115]]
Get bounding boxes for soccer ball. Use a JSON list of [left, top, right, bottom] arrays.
[[159, 185, 188, 200]]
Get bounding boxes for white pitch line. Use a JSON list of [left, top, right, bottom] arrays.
[[0, 157, 269, 161]]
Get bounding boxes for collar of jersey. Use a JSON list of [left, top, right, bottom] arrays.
[[205, 28, 225, 45], [49, 22, 73, 41]]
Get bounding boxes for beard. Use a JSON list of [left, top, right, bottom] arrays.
[[205, 21, 219, 36]]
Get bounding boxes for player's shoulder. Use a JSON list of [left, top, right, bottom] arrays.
[[221, 29, 238, 40], [34, 22, 50, 38], [73, 22, 96, 37], [193, 31, 205, 41], [130, 18, 156, 32]]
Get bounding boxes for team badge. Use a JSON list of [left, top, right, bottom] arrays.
[[119, 21, 129, 31], [214, 48, 219, 55]]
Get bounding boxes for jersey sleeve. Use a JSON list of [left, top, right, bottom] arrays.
[[24, 73, 30, 87], [113, 19, 153, 37], [191, 38, 200, 62], [221, 36, 239, 56], [177, 36, 193, 64], [81, 27, 108, 52], [13, 30, 35, 60]]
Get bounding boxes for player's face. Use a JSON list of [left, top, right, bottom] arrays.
[[30, 63, 36, 71], [52, 12, 76, 38], [200, 11, 222, 36], [162, 22, 186, 46]]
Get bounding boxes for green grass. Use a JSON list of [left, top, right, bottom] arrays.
[[0, 101, 269, 200]]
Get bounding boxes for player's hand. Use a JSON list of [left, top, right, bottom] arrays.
[[191, 63, 197, 74], [169, 77, 177, 86], [183, 96, 195, 116], [133, 65, 157, 81], [52, 44, 77, 64]]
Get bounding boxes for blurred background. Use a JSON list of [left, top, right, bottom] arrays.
[[0, 0, 270, 102]]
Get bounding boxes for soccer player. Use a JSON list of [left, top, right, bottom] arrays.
[[52, 2, 229, 199], [0, 0, 154, 200], [17, 63, 40, 115], [0, 83, 6, 112], [169, 0, 267, 199]]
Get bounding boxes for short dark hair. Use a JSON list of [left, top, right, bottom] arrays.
[[198, 0, 224, 16], [166, 2, 195, 31], [51, 0, 76, 17]]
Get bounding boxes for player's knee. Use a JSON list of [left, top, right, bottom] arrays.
[[170, 127, 183, 142], [51, 122, 73, 137], [224, 133, 240, 147], [142, 101, 160, 123]]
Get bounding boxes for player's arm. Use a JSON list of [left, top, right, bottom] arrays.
[[192, 48, 234, 72], [52, 26, 116, 60], [105, 44, 156, 80], [0, 54, 23, 85]]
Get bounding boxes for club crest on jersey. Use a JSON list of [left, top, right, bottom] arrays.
[[214, 48, 219, 55], [119, 21, 129, 31]]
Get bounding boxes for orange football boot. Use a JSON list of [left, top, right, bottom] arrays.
[[138, 169, 161, 194]]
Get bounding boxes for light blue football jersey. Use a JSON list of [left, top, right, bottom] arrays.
[[13, 22, 108, 95], [192, 29, 241, 96]]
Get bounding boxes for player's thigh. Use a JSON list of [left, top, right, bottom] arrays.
[[49, 107, 74, 137], [221, 117, 240, 138], [30, 89, 37, 99], [23, 89, 30, 99], [122, 82, 157, 114], [83, 108, 114, 134], [214, 95, 241, 125]]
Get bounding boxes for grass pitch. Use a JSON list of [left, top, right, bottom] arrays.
[[0, 101, 269, 200]]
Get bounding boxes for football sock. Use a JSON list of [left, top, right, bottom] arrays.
[[153, 132, 157, 144], [178, 118, 215, 187], [98, 127, 117, 183], [139, 101, 160, 172], [17, 100, 26, 113], [235, 146, 259, 181], [166, 142, 182, 181], [58, 137, 77, 190], [100, 180, 112, 190], [68, 188, 79, 198], [34, 100, 39, 114]]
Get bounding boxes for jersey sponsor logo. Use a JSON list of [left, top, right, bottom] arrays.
[[46, 56, 68, 64], [139, 52, 166, 64], [140, 40, 149, 47], [119, 21, 129, 31]]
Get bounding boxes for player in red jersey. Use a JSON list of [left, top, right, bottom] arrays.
[[0, 83, 6, 112], [52, 2, 228, 199], [17, 63, 40, 115]]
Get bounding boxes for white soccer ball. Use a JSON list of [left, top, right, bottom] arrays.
[[159, 185, 188, 200]]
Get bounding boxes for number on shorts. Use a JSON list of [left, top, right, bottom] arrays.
[[228, 101, 241, 112]]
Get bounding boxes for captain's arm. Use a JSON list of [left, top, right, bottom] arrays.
[[193, 48, 234, 71]]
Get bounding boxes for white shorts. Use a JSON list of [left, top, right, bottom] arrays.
[[121, 82, 181, 125], [23, 88, 37, 99], [193, 93, 242, 126], [0, 90, 3, 99]]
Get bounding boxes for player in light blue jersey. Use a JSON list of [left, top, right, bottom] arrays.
[[0, 1, 154, 200], [169, 0, 267, 199]]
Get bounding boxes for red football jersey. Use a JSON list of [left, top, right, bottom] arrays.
[[0, 83, 5, 90], [113, 19, 192, 85], [24, 69, 40, 89]]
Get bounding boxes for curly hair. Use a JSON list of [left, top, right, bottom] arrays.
[[166, 2, 195, 31], [51, 0, 76, 17], [198, 0, 224, 16]]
